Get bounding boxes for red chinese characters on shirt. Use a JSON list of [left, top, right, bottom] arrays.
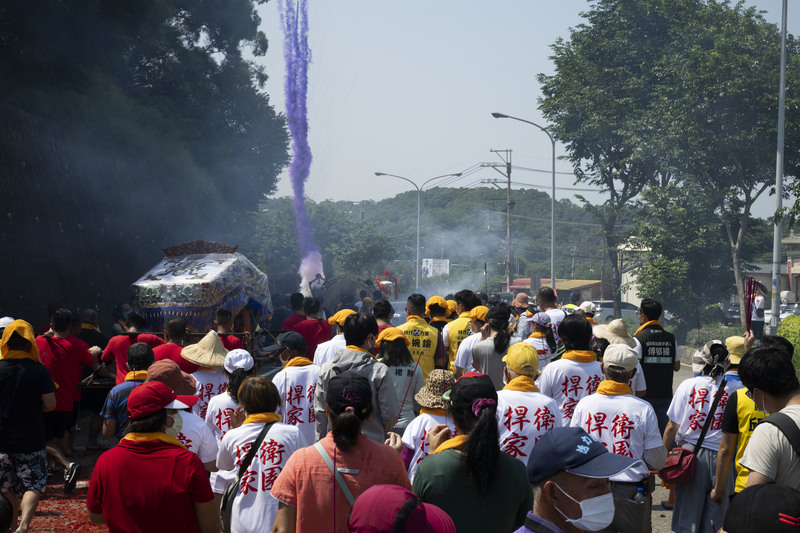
[[687, 386, 729, 432], [562, 375, 583, 397], [237, 437, 288, 494], [584, 412, 608, 438], [585, 374, 601, 394], [533, 406, 556, 432], [215, 408, 232, 433], [502, 406, 531, 432], [176, 432, 193, 450], [501, 432, 529, 458], [609, 413, 637, 458]]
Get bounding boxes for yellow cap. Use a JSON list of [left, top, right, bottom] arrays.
[[425, 296, 449, 317], [502, 342, 539, 376], [469, 306, 489, 322], [726, 336, 746, 365], [375, 327, 410, 350], [328, 309, 356, 326], [446, 300, 457, 316]]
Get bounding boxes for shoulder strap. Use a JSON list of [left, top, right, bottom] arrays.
[[237, 422, 275, 477], [523, 514, 561, 533], [313, 441, 356, 506], [695, 378, 727, 450], [761, 412, 800, 459]]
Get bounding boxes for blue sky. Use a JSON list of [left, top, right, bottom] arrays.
[[255, 1, 797, 218]]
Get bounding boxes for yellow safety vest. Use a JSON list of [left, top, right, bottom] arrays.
[[398, 316, 439, 380], [446, 312, 472, 371], [733, 387, 766, 492]]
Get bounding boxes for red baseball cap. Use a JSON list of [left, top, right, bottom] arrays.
[[348, 485, 455, 533], [127, 381, 198, 420]]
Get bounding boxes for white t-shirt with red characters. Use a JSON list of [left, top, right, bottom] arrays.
[[538, 358, 603, 424], [168, 410, 218, 465], [544, 308, 566, 345], [193, 368, 229, 420], [523, 335, 555, 372], [496, 389, 561, 464], [667, 372, 743, 451], [570, 390, 659, 482], [205, 392, 239, 493], [401, 411, 457, 482], [217, 421, 307, 533], [271, 363, 320, 445]]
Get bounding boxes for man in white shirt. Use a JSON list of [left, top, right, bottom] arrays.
[[271, 332, 319, 444], [537, 287, 566, 347], [452, 306, 488, 379], [313, 309, 355, 367], [571, 344, 666, 533], [538, 314, 603, 424], [497, 343, 561, 464], [739, 341, 800, 490]]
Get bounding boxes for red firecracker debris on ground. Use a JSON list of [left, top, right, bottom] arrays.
[[22, 448, 108, 533]]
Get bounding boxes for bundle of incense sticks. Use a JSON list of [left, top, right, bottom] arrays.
[[745, 277, 756, 333]]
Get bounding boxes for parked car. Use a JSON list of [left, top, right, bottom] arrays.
[[591, 300, 640, 323]]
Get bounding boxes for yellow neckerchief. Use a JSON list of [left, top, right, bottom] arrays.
[[528, 331, 546, 339], [123, 431, 186, 450], [407, 315, 426, 322], [503, 375, 540, 392], [283, 356, 314, 369], [562, 350, 597, 363], [525, 310, 534, 317], [596, 380, 633, 396], [634, 320, 663, 336], [420, 407, 447, 417], [81, 323, 102, 333], [432, 434, 469, 454], [124, 370, 148, 382], [0, 320, 41, 363], [243, 412, 281, 425], [586, 317, 597, 325], [346, 345, 373, 355]]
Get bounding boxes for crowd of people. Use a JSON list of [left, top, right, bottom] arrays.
[[0, 287, 798, 533]]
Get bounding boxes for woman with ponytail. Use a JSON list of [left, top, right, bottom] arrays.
[[471, 303, 520, 390], [412, 373, 531, 533], [204, 349, 256, 507], [271, 372, 410, 533], [217, 377, 306, 533]]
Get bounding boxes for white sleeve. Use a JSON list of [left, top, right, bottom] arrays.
[[198, 421, 220, 464], [634, 338, 643, 359], [216, 434, 235, 471], [442, 324, 450, 348]]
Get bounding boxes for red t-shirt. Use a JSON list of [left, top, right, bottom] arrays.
[[291, 319, 333, 360], [219, 334, 243, 351], [87, 439, 214, 533], [153, 343, 200, 374], [37, 335, 94, 411], [102, 333, 165, 384], [281, 314, 306, 331]]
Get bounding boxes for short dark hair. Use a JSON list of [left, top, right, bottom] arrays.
[[476, 291, 488, 304], [51, 308, 72, 333], [125, 312, 147, 331], [739, 344, 800, 398], [639, 299, 662, 321], [380, 338, 413, 367], [559, 314, 593, 351], [407, 294, 426, 316], [343, 313, 378, 346], [302, 297, 321, 315], [761, 335, 795, 360], [454, 290, 480, 312], [289, 292, 304, 311], [127, 342, 155, 371], [537, 287, 556, 304], [216, 308, 233, 325], [372, 300, 394, 321], [605, 365, 634, 384], [238, 377, 280, 414], [165, 318, 187, 340]]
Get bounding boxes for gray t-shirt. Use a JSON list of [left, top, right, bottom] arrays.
[[740, 404, 800, 489], [472, 337, 520, 390]]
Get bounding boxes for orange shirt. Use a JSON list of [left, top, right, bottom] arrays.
[[270, 433, 410, 533]]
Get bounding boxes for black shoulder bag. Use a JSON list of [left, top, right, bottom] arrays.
[[220, 422, 275, 533]]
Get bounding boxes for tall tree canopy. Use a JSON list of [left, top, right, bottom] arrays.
[[538, 0, 800, 324], [0, 0, 288, 320]]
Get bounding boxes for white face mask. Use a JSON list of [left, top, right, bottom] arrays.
[[553, 481, 615, 531]]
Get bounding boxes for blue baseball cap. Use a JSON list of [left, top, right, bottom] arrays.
[[527, 427, 641, 484]]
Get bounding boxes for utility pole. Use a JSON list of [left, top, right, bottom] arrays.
[[482, 149, 513, 291]]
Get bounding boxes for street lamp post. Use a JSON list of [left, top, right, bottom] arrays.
[[492, 112, 557, 292], [375, 171, 462, 290]]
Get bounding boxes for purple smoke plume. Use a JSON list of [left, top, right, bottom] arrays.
[[279, 0, 323, 295]]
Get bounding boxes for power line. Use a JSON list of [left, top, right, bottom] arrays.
[[487, 209, 635, 228]]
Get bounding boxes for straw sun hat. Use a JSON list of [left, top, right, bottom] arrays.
[[180, 330, 228, 368]]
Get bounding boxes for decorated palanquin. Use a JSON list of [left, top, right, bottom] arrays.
[[133, 241, 271, 330]]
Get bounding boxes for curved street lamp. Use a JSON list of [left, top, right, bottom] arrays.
[[492, 112, 557, 293], [375, 171, 462, 290]]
